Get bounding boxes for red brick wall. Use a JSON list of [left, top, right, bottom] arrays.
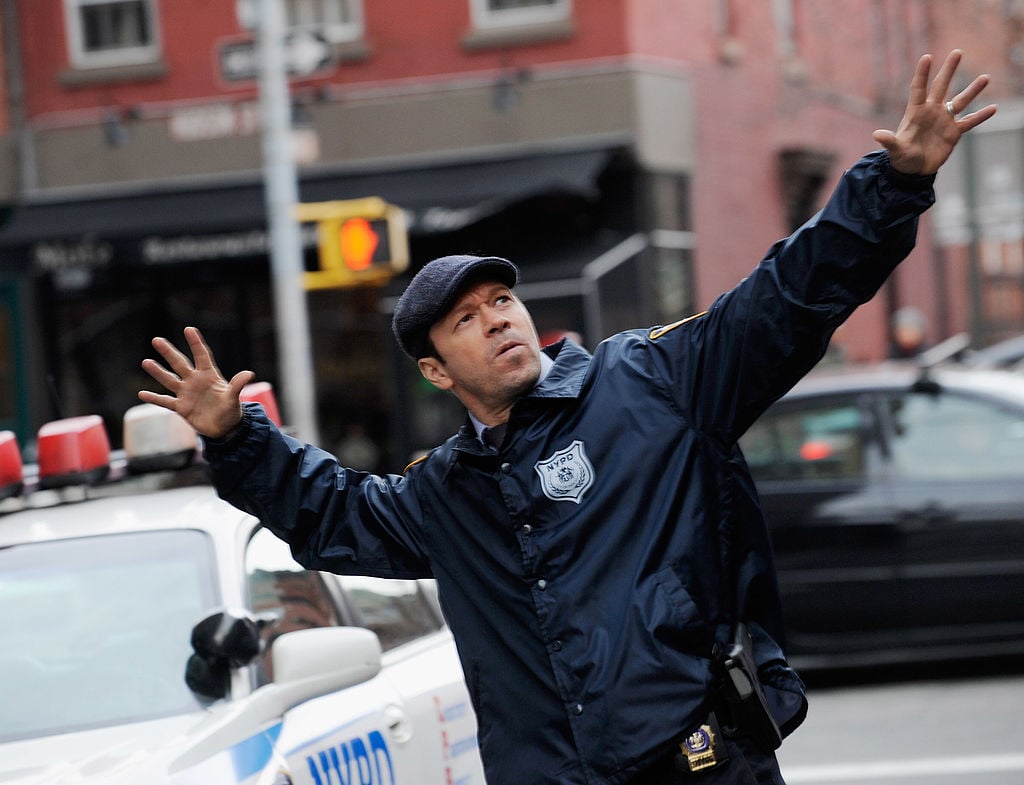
[[10, 0, 1021, 359]]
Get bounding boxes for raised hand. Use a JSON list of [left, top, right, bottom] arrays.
[[872, 49, 997, 176], [139, 326, 255, 439]]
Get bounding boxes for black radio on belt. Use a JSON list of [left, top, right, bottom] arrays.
[[716, 623, 783, 752]]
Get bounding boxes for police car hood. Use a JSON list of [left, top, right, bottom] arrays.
[[0, 712, 234, 784]]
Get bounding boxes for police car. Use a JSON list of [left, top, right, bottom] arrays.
[[0, 389, 486, 785]]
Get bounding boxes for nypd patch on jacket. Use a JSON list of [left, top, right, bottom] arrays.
[[206, 151, 935, 785]]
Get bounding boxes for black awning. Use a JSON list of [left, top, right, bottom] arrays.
[[0, 147, 615, 265]]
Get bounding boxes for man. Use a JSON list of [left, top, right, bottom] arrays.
[[140, 51, 994, 785]]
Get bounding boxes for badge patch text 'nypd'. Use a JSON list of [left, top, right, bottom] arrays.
[[534, 440, 595, 504]]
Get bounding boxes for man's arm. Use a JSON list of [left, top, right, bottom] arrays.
[[650, 50, 996, 440], [139, 327, 432, 579], [205, 403, 433, 579]]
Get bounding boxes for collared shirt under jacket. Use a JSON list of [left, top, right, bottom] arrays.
[[205, 151, 935, 785]]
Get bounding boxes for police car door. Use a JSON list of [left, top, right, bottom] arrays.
[[336, 575, 487, 785], [244, 529, 425, 785]]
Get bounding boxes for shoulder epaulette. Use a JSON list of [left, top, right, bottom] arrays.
[[649, 310, 707, 340]]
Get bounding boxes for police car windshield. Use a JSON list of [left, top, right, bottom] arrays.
[[0, 529, 218, 742]]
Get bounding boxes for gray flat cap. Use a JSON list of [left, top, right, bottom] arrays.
[[392, 254, 519, 359]]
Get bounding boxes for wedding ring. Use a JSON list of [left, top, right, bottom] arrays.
[[946, 100, 956, 118]]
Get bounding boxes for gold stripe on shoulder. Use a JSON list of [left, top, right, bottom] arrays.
[[649, 311, 707, 340], [403, 454, 429, 474]]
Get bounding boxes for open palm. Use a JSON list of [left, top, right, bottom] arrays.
[[873, 50, 996, 176], [139, 326, 254, 439]]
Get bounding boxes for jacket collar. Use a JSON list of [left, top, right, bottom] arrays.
[[449, 339, 591, 459], [527, 338, 590, 401]]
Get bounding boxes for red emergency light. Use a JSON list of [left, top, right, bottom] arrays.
[[0, 430, 24, 500], [37, 414, 111, 489], [240, 382, 282, 426]]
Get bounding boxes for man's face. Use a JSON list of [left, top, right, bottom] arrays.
[[418, 280, 542, 423]]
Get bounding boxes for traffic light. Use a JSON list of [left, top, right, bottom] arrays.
[[295, 197, 409, 290]]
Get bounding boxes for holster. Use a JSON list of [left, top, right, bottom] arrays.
[[714, 623, 783, 753]]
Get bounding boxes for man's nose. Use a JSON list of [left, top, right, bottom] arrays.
[[482, 306, 510, 333]]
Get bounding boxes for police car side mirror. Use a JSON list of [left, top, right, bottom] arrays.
[[185, 609, 263, 700], [270, 626, 383, 694], [171, 627, 384, 775]]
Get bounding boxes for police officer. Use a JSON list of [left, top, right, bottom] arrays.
[[141, 51, 994, 785]]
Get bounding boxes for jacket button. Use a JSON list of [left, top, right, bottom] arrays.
[[551, 640, 562, 652], [536, 579, 547, 591], [572, 703, 583, 716], [521, 524, 533, 534], [500, 462, 512, 473]]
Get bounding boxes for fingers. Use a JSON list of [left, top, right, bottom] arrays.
[[150, 334, 194, 378], [141, 355, 182, 392], [184, 325, 217, 371], [871, 129, 896, 149], [927, 49, 961, 104], [137, 389, 178, 410], [228, 370, 257, 398], [908, 53, 933, 107], [953, 73, 990, 109], [957, 103, 998, 133]]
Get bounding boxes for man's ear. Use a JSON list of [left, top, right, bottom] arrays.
[[418, 357, 453, 391]]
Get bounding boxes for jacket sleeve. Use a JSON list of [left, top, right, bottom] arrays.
[[649, 150, 935, 442], [203, 403, 433, 579]]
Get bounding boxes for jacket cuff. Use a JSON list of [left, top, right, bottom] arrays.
[[201, 405, 254, 455], [879, 151, 936, 192]]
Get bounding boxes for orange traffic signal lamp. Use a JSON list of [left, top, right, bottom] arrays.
[[295, 197, 409, 290]]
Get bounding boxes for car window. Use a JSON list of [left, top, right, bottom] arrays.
[[885, 390, 1024, 481], [0, 530, 216, 742], [741, 399, 866, 482], [337, 574, 442, 651], [245, 528, 342, 685]]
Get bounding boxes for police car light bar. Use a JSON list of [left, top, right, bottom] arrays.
[[0, 383, 284, 508], [0, 430, 24, 500], [123, 403, 200, 473], [37, 414, 111, 489]]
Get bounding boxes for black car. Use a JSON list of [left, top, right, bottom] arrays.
[[739, 362, 1024, 667]]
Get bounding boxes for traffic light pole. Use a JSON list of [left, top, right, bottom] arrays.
[[257, 0, 319, 443]]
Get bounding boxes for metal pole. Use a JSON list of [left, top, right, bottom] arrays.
[[257, 0, 319, 442], [963, 132, 985, 349]]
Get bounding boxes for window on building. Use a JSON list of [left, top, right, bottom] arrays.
[[778, 148, 835, 232], [65, 0, 160, 68], [285, 0, 363, 42], [471, 0, 571, 28]]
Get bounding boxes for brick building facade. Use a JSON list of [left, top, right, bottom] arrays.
[[0, 0, 1020, 461]]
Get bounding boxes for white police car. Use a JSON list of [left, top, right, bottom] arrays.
[[0, 393, 486, 785]]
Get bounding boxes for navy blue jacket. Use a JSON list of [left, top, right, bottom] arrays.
[[205, 152, 935, 785]]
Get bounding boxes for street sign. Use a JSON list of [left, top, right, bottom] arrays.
[[217, 30, 336, 83]]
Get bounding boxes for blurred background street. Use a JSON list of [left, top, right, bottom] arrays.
[[1, 2, 1024, 783], [780, 659, 1024, 785], [2, 0, 1024, 462]]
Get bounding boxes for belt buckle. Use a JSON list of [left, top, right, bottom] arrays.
[[679, 714, 727, 773]]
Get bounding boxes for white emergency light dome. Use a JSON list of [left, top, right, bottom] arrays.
[[123, 403, 200, 473]]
